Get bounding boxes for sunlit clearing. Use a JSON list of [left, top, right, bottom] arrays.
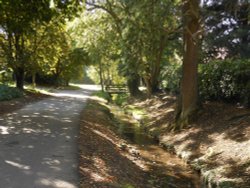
[[5, 160, 31, 170], [0, 126, 9, 134]]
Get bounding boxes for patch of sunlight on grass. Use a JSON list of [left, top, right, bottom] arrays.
[[124, 105, 148, 121]]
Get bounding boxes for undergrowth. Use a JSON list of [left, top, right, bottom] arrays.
[[0, 84, 23, 101]]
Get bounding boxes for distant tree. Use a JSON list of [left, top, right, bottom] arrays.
[[0, 0, 55, 89], [85, 0, 181, 96], [0, 0, 82, 89]]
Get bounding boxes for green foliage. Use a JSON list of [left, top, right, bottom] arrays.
[[161, 59, 250, 106], [161, 62, 182, 94], [0, 0, 83, 89], [0, 85, 23, 101], [112, 93, 129, 106], [199, 59, 250, 105], [94, 91, 111, 101]]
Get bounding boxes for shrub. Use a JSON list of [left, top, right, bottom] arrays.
[[161, 59, 250, 106], [94, 91, 111, 101], [199, 59, 250, 105], [0, 85, 23, 101], [112, 93, 129, 106]]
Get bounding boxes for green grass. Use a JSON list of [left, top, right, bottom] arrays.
[[112, 93, 129, 106]]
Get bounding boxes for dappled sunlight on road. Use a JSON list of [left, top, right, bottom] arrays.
[[71, 84, 101, 91], [38, 178, 77, 188], [0, 87, 95, 187]]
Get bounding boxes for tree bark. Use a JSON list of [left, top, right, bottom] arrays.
[[14, 34, 26, 90], [15, 67, 25, 90], [127, 74, 142, 97], [98, 61, 104, 92], [175, 0, 200, 129], [32, 72, 36, 88]]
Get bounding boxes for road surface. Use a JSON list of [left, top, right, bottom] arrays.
[[0, 85, 99, 188]]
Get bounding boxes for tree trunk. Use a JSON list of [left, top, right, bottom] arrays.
[[15, 67, 25, 90], [32, 72, 36, 88], [98, 61, 104, 92], [175, 0, 200, 129], [127, 74, 142, 97], [144, 77, 159, 97], [145, 34, 166, 96]]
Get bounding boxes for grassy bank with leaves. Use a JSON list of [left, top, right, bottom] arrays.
[[121, 94, 250, 188], [79, 95, 200, 188]]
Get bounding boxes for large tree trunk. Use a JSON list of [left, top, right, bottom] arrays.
[[14, 35, 25, 90], [175, 0, 200, 129]]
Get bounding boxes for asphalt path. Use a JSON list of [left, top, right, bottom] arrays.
[[0, 85, 99, 188]]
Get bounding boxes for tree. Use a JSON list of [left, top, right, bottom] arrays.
[[175, 0, 201, 129], [0, 0, 82, 89], [202, 0, 250, 60], [0, 0, 55, 89], [85, 0, 181, 96], [69, 9, 125, 90]]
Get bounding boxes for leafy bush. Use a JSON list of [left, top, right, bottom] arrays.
[[161, 59, 250, 106], [0, 85, 23, 101], [94, 91, 111, 101], [160, 63, 182, 94], [112, 93, 129, 106], [199, 59, 250, 105]]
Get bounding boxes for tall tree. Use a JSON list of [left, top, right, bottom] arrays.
[[85, 0, 181, 96], [175, 0, 201, 129]]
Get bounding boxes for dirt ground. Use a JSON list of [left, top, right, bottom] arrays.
[[132, 94, 250, 188], [78, 99, 200, 188]]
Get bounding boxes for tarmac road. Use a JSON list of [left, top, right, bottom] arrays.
[[0, 85, 98, 188]]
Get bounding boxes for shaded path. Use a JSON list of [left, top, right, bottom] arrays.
[[0, 85, 97, 188]]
